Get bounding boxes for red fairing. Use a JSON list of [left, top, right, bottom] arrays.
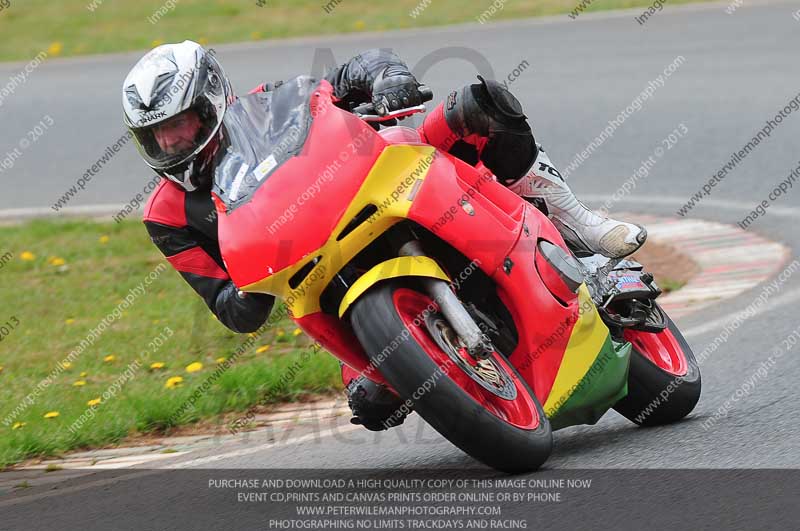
[[217, 81, 387, 288], [294, 311, 387, 385], [408, 154, 581, 402], [407, 153, 525, 277], [497, 204, 581, 403], [213, 79, 586, 404]]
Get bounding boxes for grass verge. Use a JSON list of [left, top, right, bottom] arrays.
[[1, 0, 706, 62], [0, 219, 341, 468]]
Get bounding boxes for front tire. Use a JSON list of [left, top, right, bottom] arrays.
[[350, 281, 552, 473], [613, 309, 701, 426]]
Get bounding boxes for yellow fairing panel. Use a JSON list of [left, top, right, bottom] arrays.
[[242, 144, 437, 318], [338, 256, 450, 317], [542, 285, 611, 413]]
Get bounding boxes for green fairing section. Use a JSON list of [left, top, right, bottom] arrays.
[[547, 337, 632, 431]]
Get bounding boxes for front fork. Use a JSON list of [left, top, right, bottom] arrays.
[[399, 240, 494, 360]]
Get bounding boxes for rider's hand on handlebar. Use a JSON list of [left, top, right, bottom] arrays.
[[371, 68, 424, 118]]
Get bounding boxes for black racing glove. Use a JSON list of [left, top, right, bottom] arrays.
[[215, 284, 274, 333], [371, 67, 424, 117]]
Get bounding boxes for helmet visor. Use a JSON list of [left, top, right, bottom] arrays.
[[130, 97, 221, 171]]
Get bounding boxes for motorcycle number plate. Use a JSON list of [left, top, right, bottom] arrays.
[[609, 272, 654, 300]]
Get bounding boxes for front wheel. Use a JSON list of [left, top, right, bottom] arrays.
[[350, 281, 552, 473], [613, 308, 701, 426]]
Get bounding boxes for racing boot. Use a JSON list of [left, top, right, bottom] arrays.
[[508, 146, 647, 259], [342, 363, 409, 431]]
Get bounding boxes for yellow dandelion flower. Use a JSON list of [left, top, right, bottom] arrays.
[[20, 251, 36, 261], [276, 330, 285, 337], [165, 376, 184, 389], [48, 257, 66, 266], [99, 235, 110, 244], [72, 380, 86, 387], [12, 421, 26, 430], [87, 397, 101, 407], [215, 357, 227, 364], [150, 362, 165, 370], [103, 355, 115, 363], [43, 411, 60, 419], [65, 318, 75, 325], [62, 362, 72, 369], [292, 328, 303, 337], [256, 345, 270, 354], [47, 42, 63, 56], [80, 371, 88, 377], [354, 20, 366, 30], [185, 362, 203, 373]]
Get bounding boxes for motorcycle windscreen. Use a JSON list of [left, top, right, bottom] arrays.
[[213, 75, 317, 208], [212, 77, 386, 291]]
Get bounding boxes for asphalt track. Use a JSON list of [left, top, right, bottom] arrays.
[[1, 1, 800, 528]]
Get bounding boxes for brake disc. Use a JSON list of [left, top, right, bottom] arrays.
[[423, 312, 517, 400]]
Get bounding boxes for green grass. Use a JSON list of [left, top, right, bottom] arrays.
[[0, 0, 705, 62], [0, 219, 341, 468]]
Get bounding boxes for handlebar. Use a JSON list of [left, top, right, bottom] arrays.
[[353, 85, 434, 123]]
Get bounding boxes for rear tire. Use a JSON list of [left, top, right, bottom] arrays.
[[351, 281, 552, 473], [613, 310, 701, 426]]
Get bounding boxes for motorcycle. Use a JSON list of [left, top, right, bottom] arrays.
[[212, 76, 701, 472]]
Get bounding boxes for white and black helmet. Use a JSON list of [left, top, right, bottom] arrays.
[[122, 40, 233, 191]]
